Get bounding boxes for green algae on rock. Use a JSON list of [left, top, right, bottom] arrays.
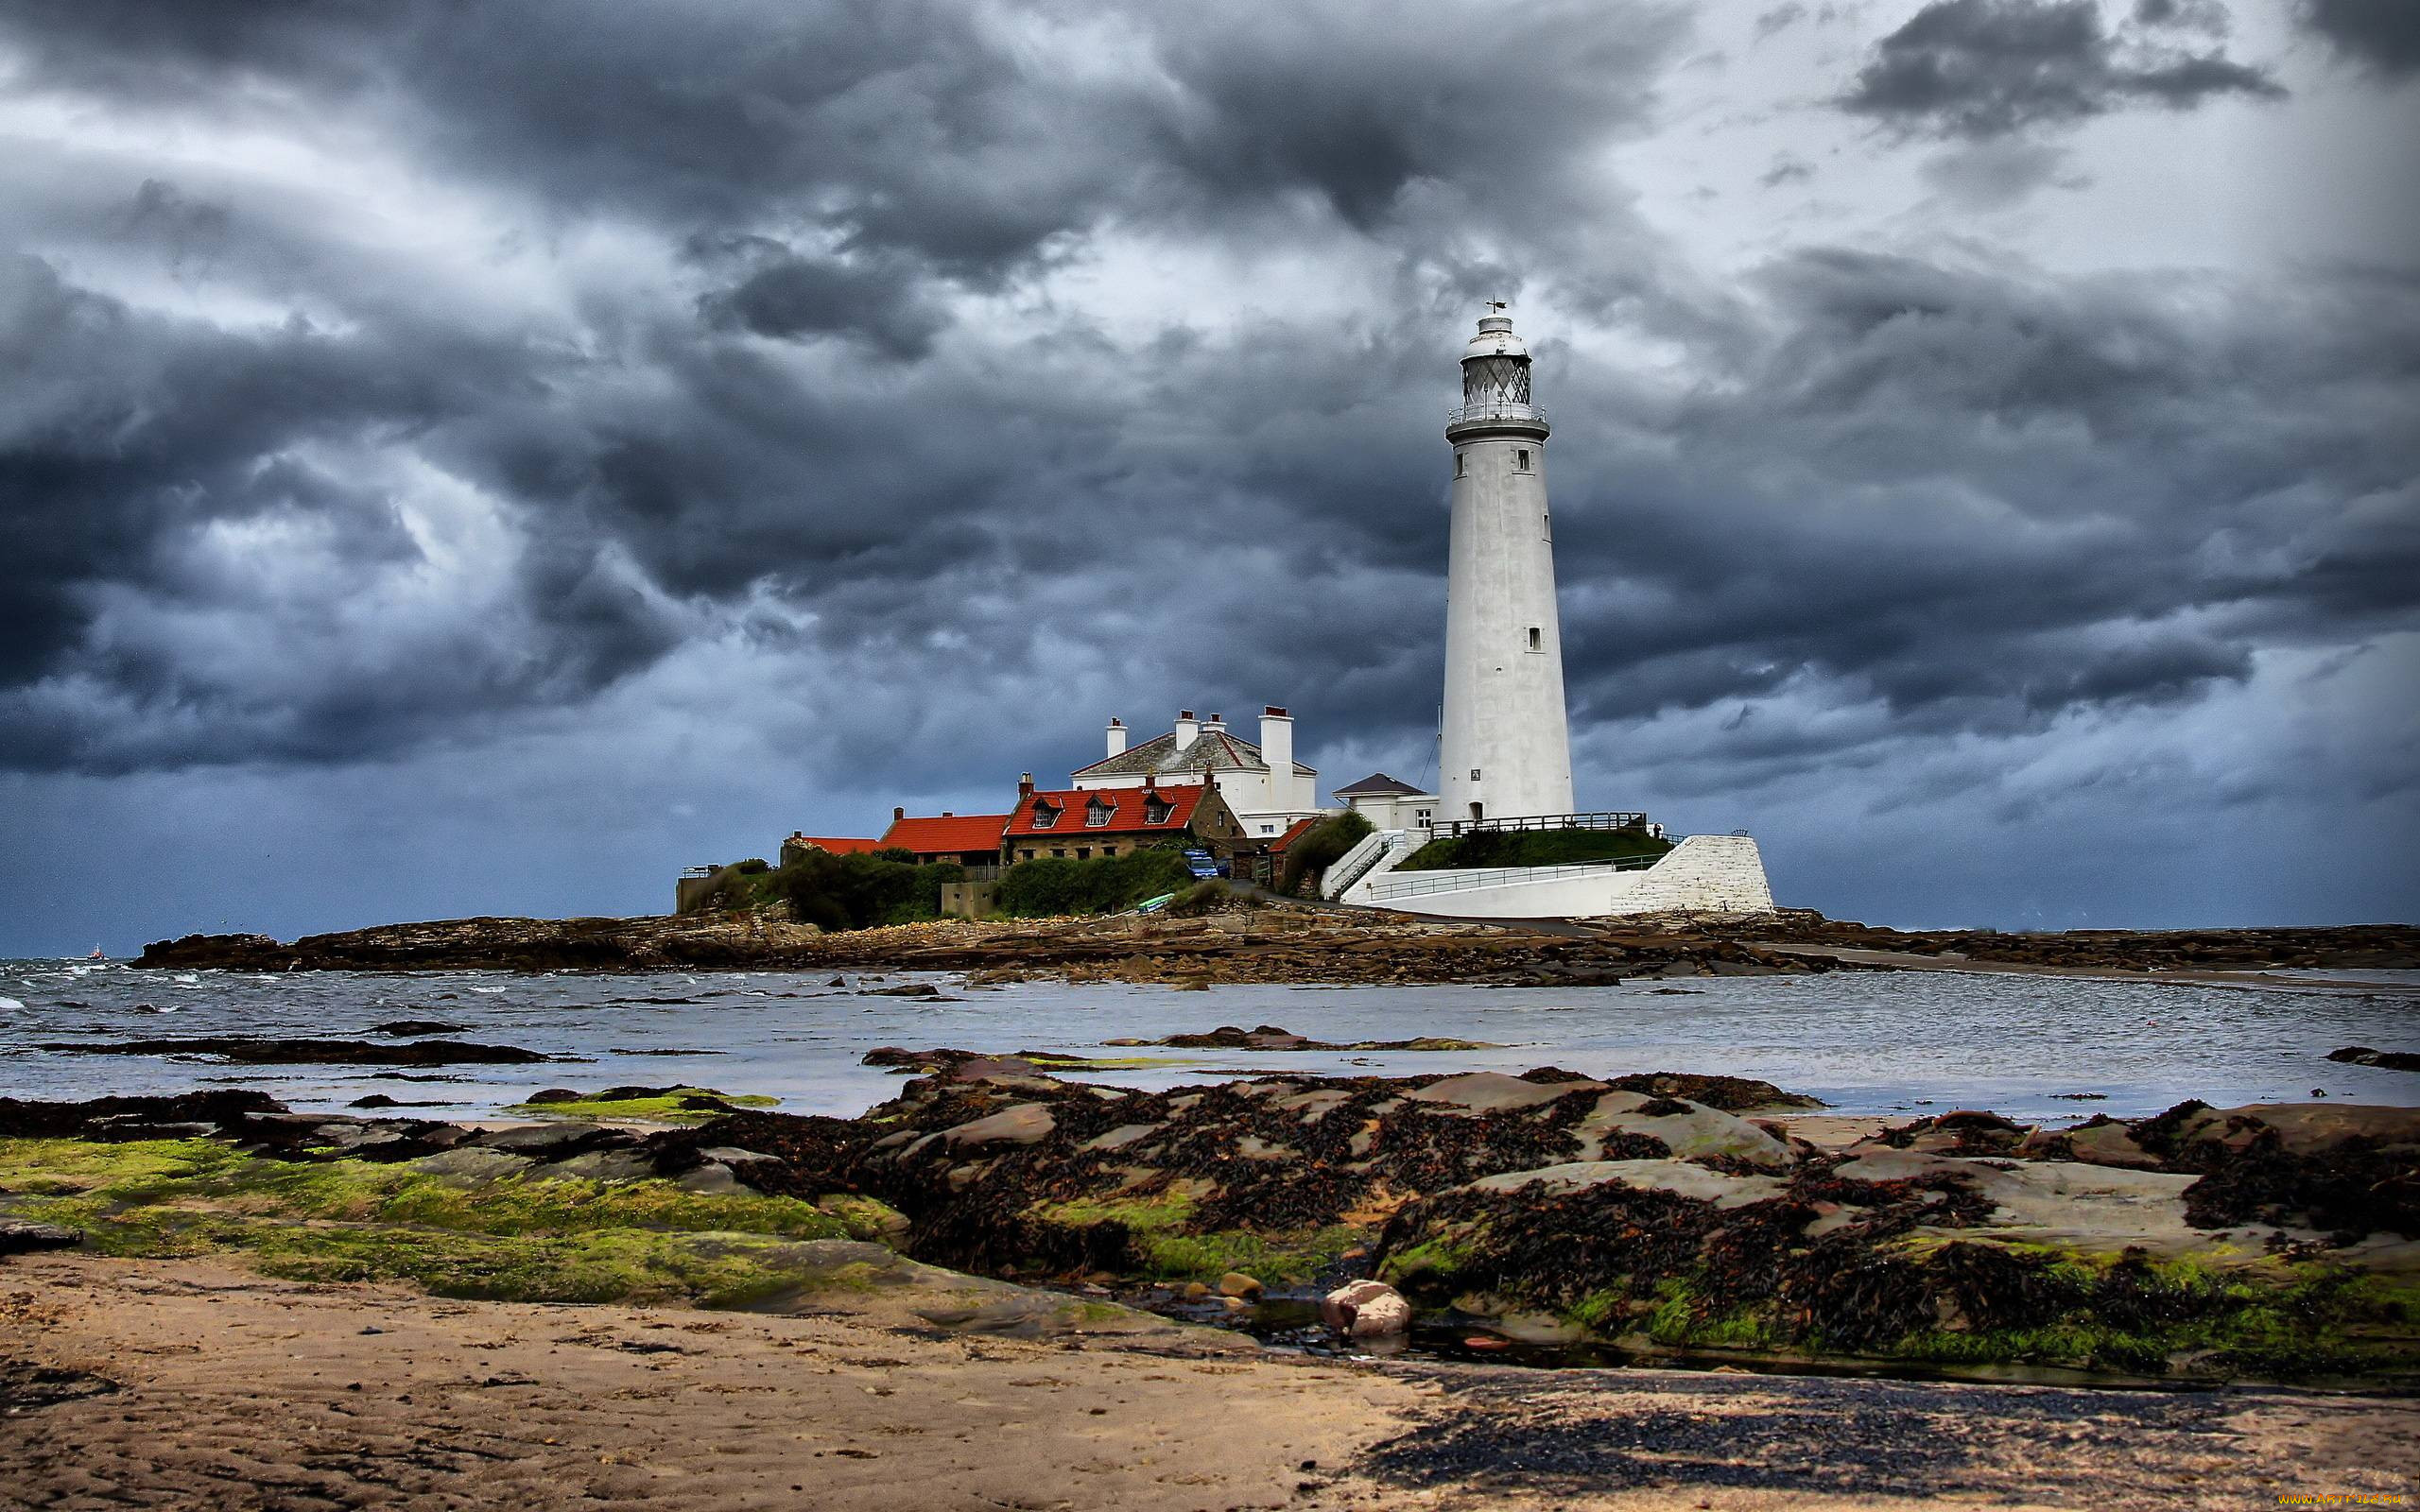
[[506, 1085, 779, 1124]]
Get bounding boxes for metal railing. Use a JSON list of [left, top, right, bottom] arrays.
[[1442, 811, 1654, 839], [1444, 401, 1549, 429], [1363, 852, 1668, 901], [1322, 829, 1409, 902]]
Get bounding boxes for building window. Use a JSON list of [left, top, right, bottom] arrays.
[[1020, 848, 1035, 861], [1029, 800, 1060, 829], [1514, 449, 1531, 472], [1454, 452, 1465, 478], [1144, 798, 1173, 825], [1051, 848, 1066, 858], [1527, 627, 1542, 651], [1260, 823, 1275, 833], [1076, 848, 1091, 859], [1084, 799, 1115, 827], [1471, 768, 1482, 781]]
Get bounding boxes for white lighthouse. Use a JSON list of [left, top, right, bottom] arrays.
[[1439, 306, 1574, 824]]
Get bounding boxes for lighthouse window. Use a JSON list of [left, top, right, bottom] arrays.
[[1514, 449, 1531, 472], [1470, 768, 1482, 781], [1527, 627, 1542, 651], [1541, 509, 1552, 541], [1454, 453, 1465, 478]]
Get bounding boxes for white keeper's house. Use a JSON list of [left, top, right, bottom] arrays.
[[1069, 706, 1324, 843]]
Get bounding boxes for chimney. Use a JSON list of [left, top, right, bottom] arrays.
[[1018, 772, 1035, 799], [1202, 712, 1226, 736], [1173, 710, 1200, 751], [1105, 717, 1128, 758], [893, 806, 905, 820], [1259, 705, 1295, 810], [942, 811, 954, 817]]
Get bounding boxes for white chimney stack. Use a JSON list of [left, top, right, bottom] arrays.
[[1258, 705, 1295, 809], [1202, 712, 1227, 735], [1105, 717, 1127, 758], [1173, 709, 1200, 751]]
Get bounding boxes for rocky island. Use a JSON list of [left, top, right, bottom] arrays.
[[130, 903, 2420, 983]]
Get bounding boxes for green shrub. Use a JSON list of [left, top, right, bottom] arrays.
[[1395, 826, 1671, 872], [1278, 811, 1374, 895], [995, 848, 1194, 918], [733, 857, 770, 875], [765, 851, 965, 931], [1166, 880, 1232, 916]]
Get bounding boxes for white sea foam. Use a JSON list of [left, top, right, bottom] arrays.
[[0, 998, 23, 1012]]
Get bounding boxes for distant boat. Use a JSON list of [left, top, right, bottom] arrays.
[[86, 945, 106, 960]]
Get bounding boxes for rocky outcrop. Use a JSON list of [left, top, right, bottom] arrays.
[[34, 1037, 551, 1066], [2330, 1046, 2420, 1073], [135, 907, 1834, 986], [1712, 916, 2420, 971], [1107, 1024, 1503, 1052], [9, 1076, 2412, 1383]]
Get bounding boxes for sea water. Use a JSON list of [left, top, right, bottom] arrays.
[[2, 959, 2414, 1124]]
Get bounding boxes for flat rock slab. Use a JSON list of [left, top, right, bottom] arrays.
[[1833, 1147, 2223, 1256], [539, 1150, 659, 1183], [1576, 1091, 1796, 1172], [1406, 1073, 1605, 1115], [1462, 1160, 1789, 1209], [475, 1122, 619, 1153], [406, 1148, 535, 1183], [941, 1104, 1056, 1146]]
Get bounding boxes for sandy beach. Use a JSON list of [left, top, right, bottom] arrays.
[[7, 1252, 2414, 1510]]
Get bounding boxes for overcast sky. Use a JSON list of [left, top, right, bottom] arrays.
[[2, 0, 2414, 954]]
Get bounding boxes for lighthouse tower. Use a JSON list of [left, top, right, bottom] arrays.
[[1439, 307, 1574, 824]]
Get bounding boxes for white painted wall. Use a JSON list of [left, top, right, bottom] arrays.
[[1343, 792, 1439, 834], [1349, 834, 1776, 919], [1440, 319, 1573, 825]]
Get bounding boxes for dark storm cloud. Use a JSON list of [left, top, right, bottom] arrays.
[[1840, 0, 2281, 138], [1540, 248, 2420, 746], [2298, 0, 2420, 78], [0, 0, 2411, 818], [691, 240, 950, 359]]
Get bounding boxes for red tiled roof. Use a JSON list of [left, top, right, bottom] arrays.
[[1267, 816, 1320, 853], [1004, 784, 1204, 838], [789, 834, 885, 856], [879, 814, 1011, 854]]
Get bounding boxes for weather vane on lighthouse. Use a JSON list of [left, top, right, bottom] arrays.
[[1485, 300, 1508, 315]]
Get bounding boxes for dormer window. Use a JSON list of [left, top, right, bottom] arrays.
[[1144, 797, 1173, 825], [1029, 800, 1062, 830], [1084, 799, 1115, 828]]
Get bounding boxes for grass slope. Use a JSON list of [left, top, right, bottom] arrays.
[[1395, 827, 1674, 872]]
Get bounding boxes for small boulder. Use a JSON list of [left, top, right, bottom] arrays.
[[1322, 1280, 1409, 1337], [1219, 1271, 1264, 1299], [677, 1162, 738, 1194], [939, 1103, 1056, 1146], [0, 1219, 83, 1255]]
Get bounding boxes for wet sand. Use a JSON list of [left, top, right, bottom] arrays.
[[7, 1254, 2412, 1510]]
